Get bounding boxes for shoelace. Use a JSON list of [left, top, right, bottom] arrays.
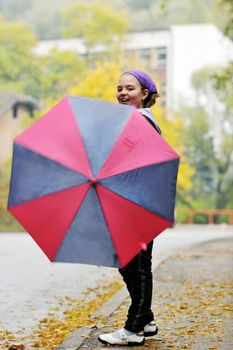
[[121, 334, 128, 341]]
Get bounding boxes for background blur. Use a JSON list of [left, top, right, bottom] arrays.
[[0, 0, 232, 230]]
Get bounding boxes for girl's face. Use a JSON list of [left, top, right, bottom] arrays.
[[117, 74, 149, 109]]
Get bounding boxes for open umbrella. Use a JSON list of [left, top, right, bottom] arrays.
[[8, 95, 179, 268]]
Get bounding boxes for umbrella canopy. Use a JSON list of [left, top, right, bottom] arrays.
[[8, 95, 179, 268]]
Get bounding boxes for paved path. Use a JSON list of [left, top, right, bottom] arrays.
[[0, 233, 118, 333], [78, 236, 233, 350], [0, 225, 232, 336]]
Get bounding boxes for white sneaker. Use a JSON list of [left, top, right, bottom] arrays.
[[98, 328, 145, 346], [143, 321, 158, 337]]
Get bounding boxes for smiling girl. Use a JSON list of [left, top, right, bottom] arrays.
[[98, 70, 161, 346]]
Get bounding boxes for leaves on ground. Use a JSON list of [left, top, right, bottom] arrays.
[[0, 280, 123, 350], [108, 246, 233, 350]]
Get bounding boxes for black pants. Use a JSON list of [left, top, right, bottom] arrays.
[[119, 241, 154, 333]]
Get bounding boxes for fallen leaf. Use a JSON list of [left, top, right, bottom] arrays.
[[8, 344, 25, 350]]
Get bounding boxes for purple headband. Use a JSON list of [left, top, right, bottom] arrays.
[[124, 70, 158, 94]]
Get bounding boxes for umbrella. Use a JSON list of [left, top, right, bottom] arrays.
[[8, 95, 179, 268]]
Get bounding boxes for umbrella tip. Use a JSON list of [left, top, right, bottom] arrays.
[[140, 242, 147, 251]]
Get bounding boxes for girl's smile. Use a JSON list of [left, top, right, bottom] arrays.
[[117, 74, 149, 109]]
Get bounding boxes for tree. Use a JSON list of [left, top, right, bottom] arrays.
[[182, 66, 233, 209], [124, 0, 226, 31], [61, 2, 128, 63], [69, 62, 122, 101], [0, 0, 34, 20], [153, 108, 194, 206], [186, 0, 233, 210], [28, 49, 87, 100], [0, 0, 230, 38], [222, 0, 233, 39], [0, 15, 87, 100], [0, 15, 37, 93], [0, 159, 24, 231]]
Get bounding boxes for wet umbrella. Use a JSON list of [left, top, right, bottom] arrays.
[[8, 96, 179, 268]]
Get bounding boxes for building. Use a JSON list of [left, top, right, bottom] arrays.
[[0, 92, 39, 166], [166, 24, 233, 110], [34, 24, 233, 111]]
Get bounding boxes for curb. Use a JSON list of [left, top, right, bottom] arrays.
[[91, 285, 128, 319], [55, 286, 129, 350], [55, 326, 92, 350]]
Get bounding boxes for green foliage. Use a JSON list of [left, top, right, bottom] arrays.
[[62, 2, 128, 58], [126, 0, 155, 10], [0, 0, 229, 39], [0, 16, 37, 93], [212, 64, 233, 124], [0, 0, 35, 20], [181, 66, 233, 210], [0, 16, 41, 96], [0, 15, 87, 100], [0, 161, 24, 232], [208, 1, 233, 204], [69, 61, 122, 101], [29, 49, 87, 100], [0, 0, 69, 39], [181, 107, 216, 207], [222, 0, 233, 39], [122, 0, 226, 31]]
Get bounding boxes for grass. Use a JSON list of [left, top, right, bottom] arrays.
[[0, 209, 24, 232]]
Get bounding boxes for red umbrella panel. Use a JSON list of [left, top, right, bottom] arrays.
[[8, 95, 180, 268]]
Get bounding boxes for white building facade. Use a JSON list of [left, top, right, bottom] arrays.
[[35, 24, 233, 111]]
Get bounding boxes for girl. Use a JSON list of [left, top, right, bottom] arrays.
[[98, 70, 161, 346]]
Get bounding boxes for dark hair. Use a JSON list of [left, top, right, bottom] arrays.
[[142, 90, 160, 108]]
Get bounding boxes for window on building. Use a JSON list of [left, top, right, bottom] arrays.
[[159, 83, 166, 108], [138, 48, 151, 66], [157, 47, 167, 68]]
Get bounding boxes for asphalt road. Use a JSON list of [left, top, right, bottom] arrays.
[[0, 224, 232, 335]]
